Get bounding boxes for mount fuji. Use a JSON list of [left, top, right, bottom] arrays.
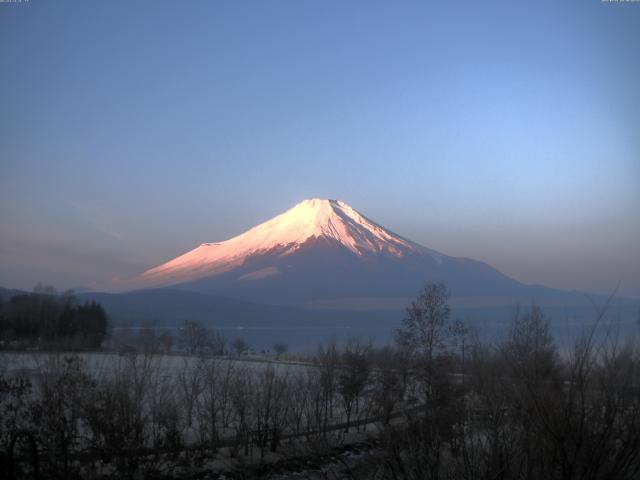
[[116, 199, 538, 306]]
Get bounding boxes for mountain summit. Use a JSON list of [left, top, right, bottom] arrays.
[[209, 198, 430, 257], [119, 198, 525, 303], [138, 199, 439, 287]]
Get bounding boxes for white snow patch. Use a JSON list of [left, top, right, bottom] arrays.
[[238, 266, 280, 281]]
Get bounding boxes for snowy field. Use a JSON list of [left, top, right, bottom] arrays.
[[0, 351, 308, 381]]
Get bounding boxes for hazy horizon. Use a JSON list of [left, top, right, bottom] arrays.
[[1, 1, 639, 298]]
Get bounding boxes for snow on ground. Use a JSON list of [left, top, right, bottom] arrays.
[[0, 351, 307, 380]]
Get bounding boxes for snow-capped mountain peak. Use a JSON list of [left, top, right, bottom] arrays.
[[134, 199, 437, 289], [224, 198, 422, 257]]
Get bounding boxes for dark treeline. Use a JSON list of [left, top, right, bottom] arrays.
[[0, 285, 109, 350], [0, 283, 639, 479]]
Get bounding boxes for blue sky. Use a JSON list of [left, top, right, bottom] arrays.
[[1, 0, 639, 297]]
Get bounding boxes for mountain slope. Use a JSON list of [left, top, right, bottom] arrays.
[[134, 199, 440, 288], [115, 199, 536, 303]]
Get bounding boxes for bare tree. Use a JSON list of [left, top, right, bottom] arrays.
[[195, 357, 237, 451], [252, 365, 291, 456], [316, 339, 339, 437], [287, 369, 311, 436], [180, 320, 213, 356], [371, 350, 407, 425], [502, 305, 558, 382], [232, 337, 249, 356], [272, 342, 288, 359], [338, 338, 371, 432], [34, 354, 93, 478], [82, 353, 155, 478], [394, 283, 462, 406], [395, 282, 455, 362], [158, 331, 173, 354], [228, 364, 253, 457], [177, 357, 204, 429]]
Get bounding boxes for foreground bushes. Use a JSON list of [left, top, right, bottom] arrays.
[[0, 284, 639, 479], [371, 296, 640, 480]]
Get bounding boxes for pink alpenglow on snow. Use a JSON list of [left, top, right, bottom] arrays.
[[122, 199, 442, 290]]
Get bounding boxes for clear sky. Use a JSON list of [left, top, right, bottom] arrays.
[[1, 1, 639, 297]]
